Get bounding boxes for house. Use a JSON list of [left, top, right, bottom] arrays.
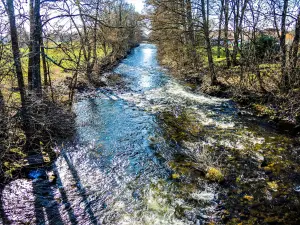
[[261, 28, 295, 45], [210, 30, 237, 47]]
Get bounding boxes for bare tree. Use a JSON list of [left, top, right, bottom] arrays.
[[217, 0, 224, 59], [28, 0, 42, 95], [201, 0, 216, 85], [231, 0, 249, 66], [279, 0, 289, 91], [291, 8, 300, 74]]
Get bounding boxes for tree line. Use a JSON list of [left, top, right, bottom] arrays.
[[146, 0, 300, 93]]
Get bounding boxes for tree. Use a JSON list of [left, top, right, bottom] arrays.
[[2, 0, 27, 115], [223, 0, 231, 68], [28, 0, 42, 95], [200, 0, 216, 85], [217, 0, 224, 59], [291, 8, 300, 74], [280, 0, 289, 91], [231, 0, 249, 66]]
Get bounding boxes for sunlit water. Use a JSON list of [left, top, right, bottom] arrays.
[[2, 44, 300, 225]]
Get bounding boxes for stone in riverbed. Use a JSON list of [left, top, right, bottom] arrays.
[[294, 186, 300, 192]]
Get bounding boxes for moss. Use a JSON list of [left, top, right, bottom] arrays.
[[243, 195, 254, 201], [252, 104, 275, 117], [264, 216, 283, 223], [236, 176, 242, 184], [168, 160, 195, 177], [171, 173, 180, 179], [3, 161, 23, 178], [9, 147, 26, 158], [159, 110, 203, 142], [267, 181, 278, 191], [206, 167, 224, 182]]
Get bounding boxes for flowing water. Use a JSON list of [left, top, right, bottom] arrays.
[[1, 44, 300, 225]]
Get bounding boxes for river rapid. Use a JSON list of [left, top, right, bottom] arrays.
[[1, 44, 300, 225]]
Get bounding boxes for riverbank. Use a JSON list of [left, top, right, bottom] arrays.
[[156, 60, 300, 225], [201, 80, 300, 135], [162, 65, 300, 135], [0, 45, 138, 184]]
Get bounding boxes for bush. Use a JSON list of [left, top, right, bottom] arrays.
[[242, 35, 278, 61], [0, 97, 76, 181], [255, 35, 278, 60], [24, 97, 76, 147]]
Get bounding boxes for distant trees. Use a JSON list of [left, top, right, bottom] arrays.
[[45, 0, 142, 84], [147, 0, 300, 91]]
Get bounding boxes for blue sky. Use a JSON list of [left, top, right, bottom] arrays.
[[125, 0, 144, 13]]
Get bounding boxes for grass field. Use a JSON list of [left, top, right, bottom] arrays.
[[0, 42, 111, 104]]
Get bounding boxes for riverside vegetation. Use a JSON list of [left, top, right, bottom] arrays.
[[0, 0, 143, 182], [147, 0, 300, 131]]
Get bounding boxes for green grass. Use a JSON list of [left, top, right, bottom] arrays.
[[197, 46, 240, 66], [1, 41, 111, 103]]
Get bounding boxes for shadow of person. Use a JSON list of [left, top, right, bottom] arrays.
[[32, 171, 64, 225], [62, 153, 98, 225], [52, 164, 79, 225]]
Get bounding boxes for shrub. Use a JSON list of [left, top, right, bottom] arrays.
[[242, 35, 278, 61], [255, 35, 278, 60]]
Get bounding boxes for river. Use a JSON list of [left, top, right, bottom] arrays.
[[1, 44, 300, 225]]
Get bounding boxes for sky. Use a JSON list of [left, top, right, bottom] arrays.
[[125, 0, 145, 13]]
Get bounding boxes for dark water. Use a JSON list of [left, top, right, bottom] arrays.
[[1, 44, 300, 225]]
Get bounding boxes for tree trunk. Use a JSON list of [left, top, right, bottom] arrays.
[[28, 0, 42, 95], [186, 0, 197, 67], [232, 0, 240, 66], [33, 0, 42, 94], [232, 0, 248, 66], [224, 0, 231, 68], [0, 88, 6, 139], [4, 0, 27, 109], [217, 0, 224, 58], [291, 9, 300, 70], [28, 0, 34, 90], [40, 19, 48, 86], [280, 0, 289, 91], [4, 0, 33, 146], [201, 0, 216, 85]]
